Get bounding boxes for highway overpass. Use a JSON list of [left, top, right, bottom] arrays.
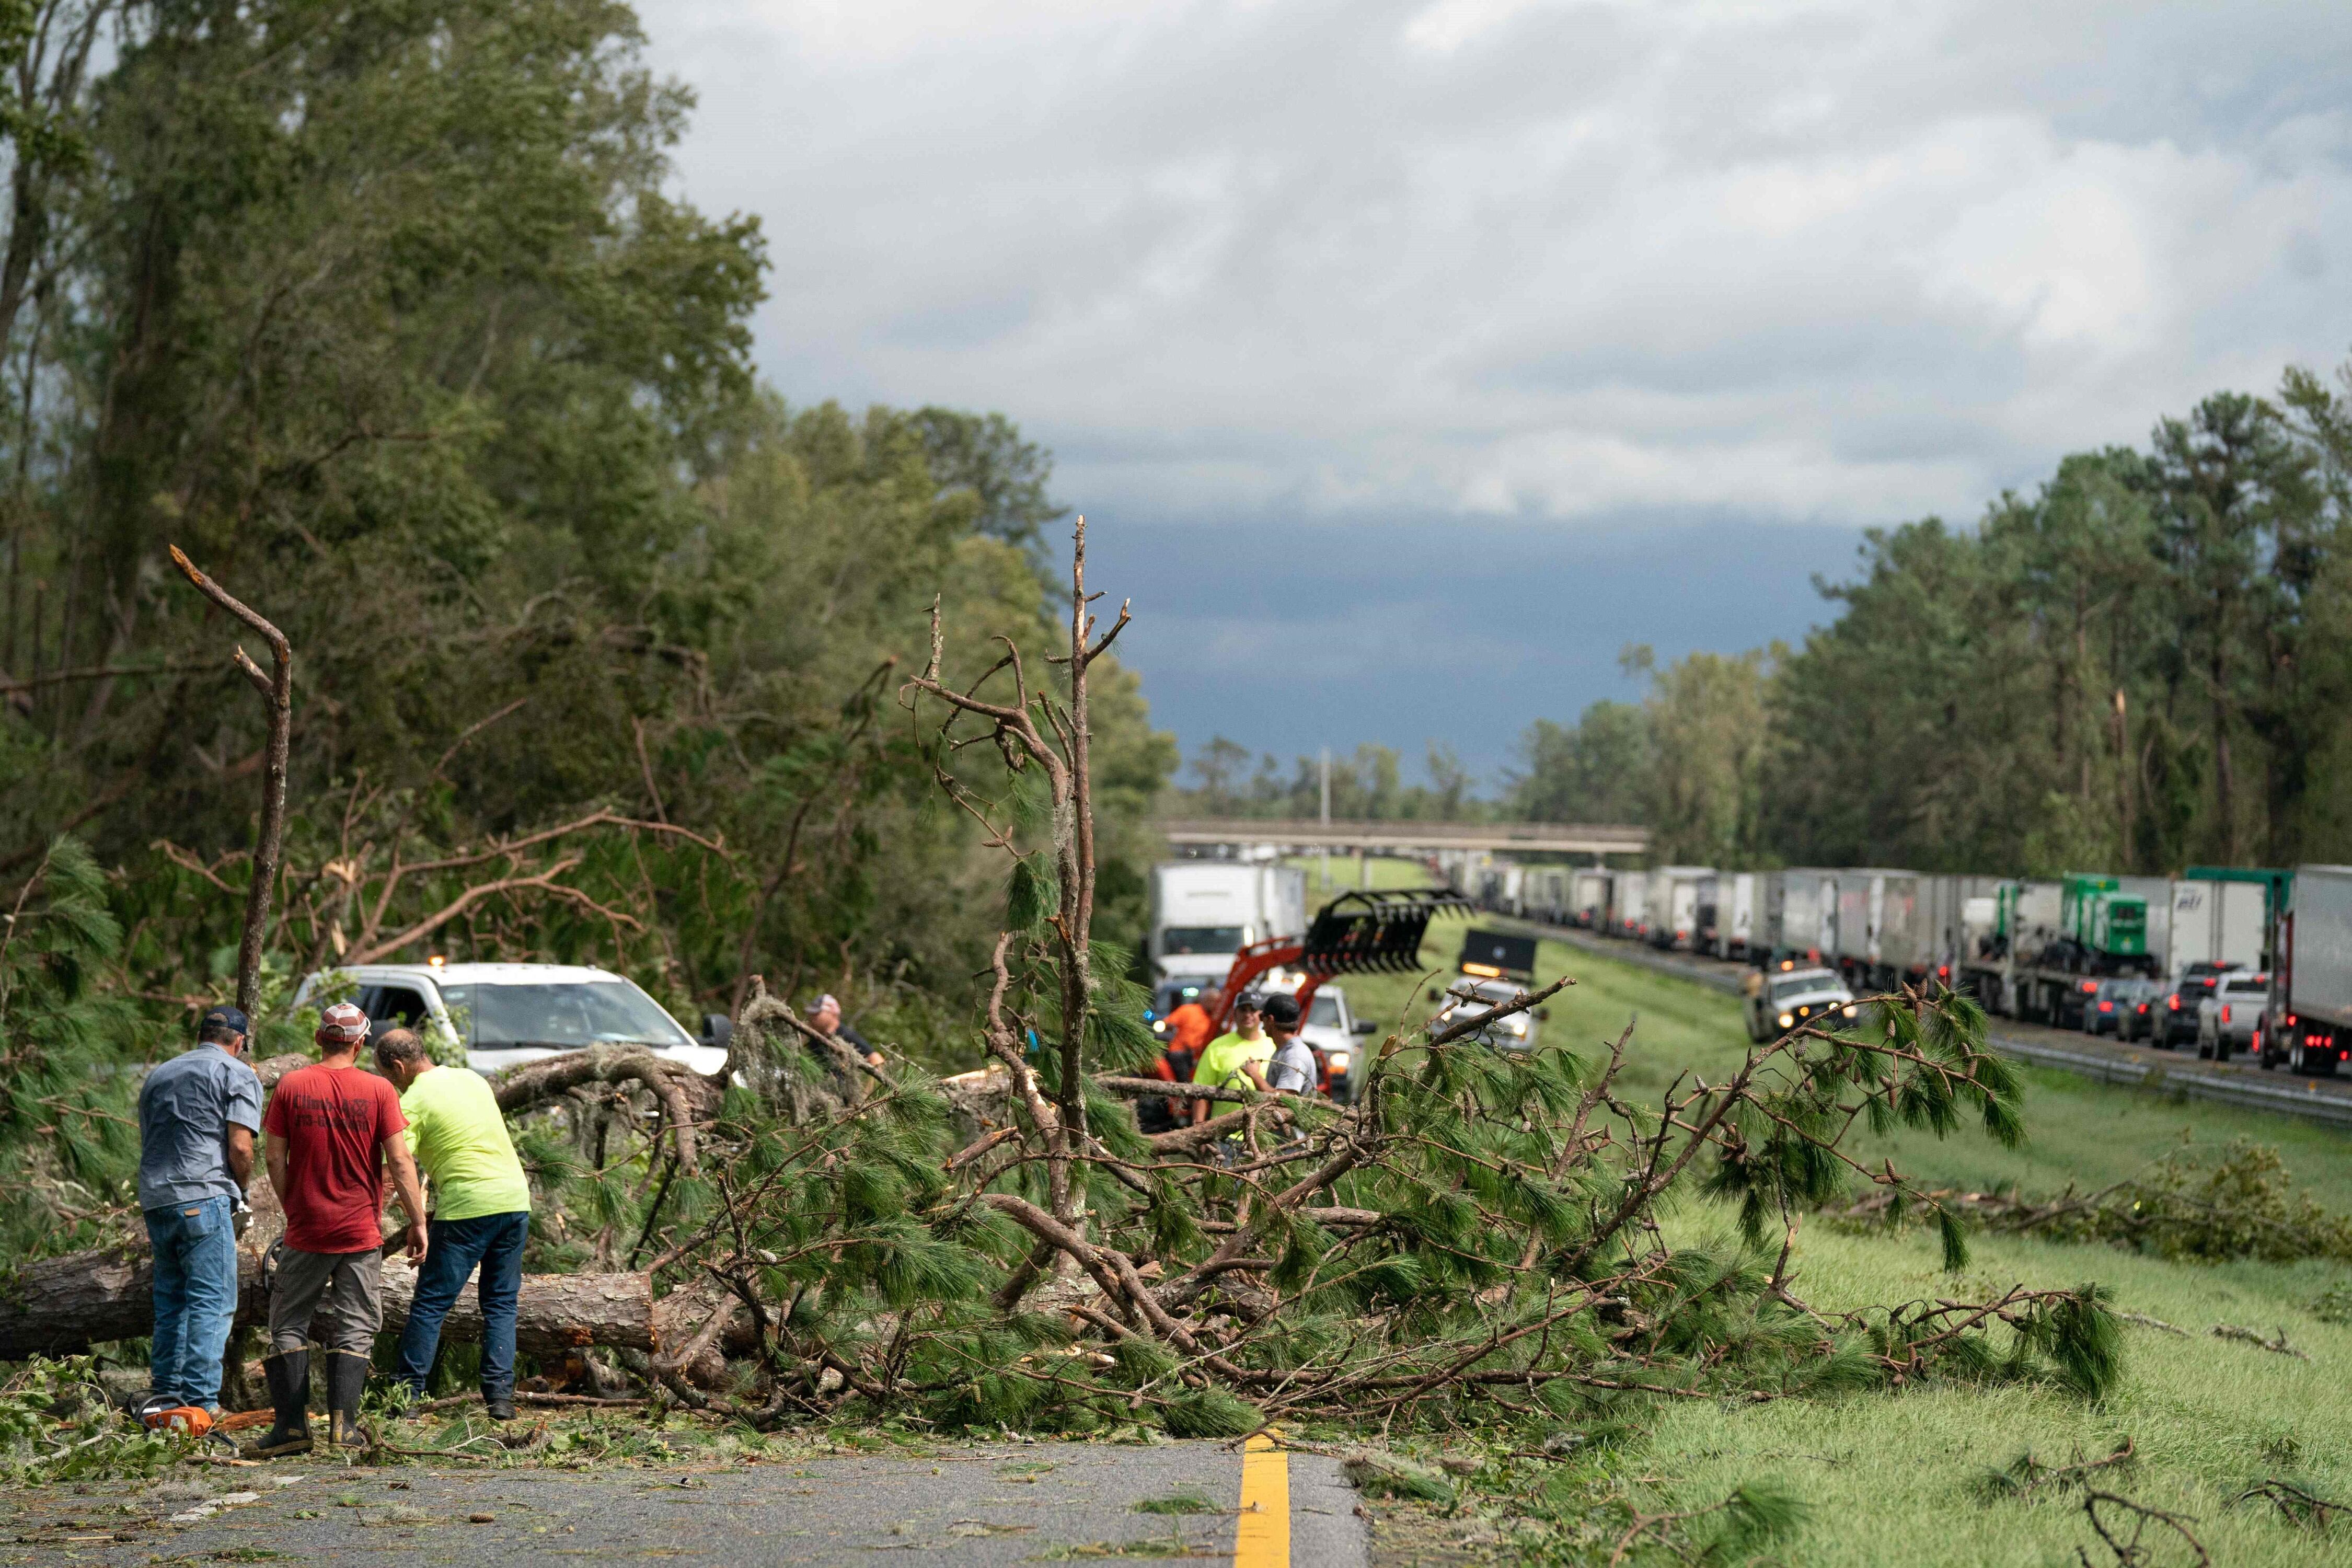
[[1157, 818, 1648, 857]]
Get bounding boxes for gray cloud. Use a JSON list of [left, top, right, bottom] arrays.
[[643, 0, 2352, 775]]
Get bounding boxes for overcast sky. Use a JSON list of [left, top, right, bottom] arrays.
[[643, 0, 2352, 786]]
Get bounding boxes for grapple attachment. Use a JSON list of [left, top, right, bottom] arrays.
[[1209, 887, 1473, 1030], [1299, 889, 1476, 976]]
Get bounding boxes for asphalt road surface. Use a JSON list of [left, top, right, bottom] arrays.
[[4, 1436, 1368, 1566]]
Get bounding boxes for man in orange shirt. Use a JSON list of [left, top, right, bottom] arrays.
[[1147, 987, 1218, 1128]]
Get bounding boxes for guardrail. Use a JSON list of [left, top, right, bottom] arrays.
[[1528, 921, 2352, 1132], [1984, 1032, 2352, 1131]]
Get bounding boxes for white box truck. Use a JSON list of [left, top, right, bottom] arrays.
[[1148, 862, 1308, 986], [2165, 879, 2265, 978]]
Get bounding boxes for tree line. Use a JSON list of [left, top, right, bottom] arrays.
[[1175, 737, 1482, 821], [0, 0, 1175, 1101], [1507, 366, 2352, 873], [1177, 363, 2352, 877]]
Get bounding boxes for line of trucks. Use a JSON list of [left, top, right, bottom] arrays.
[[1469, 860, 2352, 1077]]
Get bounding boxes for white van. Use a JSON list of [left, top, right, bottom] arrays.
[[291, 963, 731, 1078]]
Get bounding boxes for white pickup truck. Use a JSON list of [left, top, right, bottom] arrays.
[[291, 962, 732, 1077], [2196, 970, 2270, 1062], [1743, 966, 1858, 1042]]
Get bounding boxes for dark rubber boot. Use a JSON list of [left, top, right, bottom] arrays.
[[326, 1352, 371, 1448], [481, 1385, 516, 1422], [239, 1351, 313, 1459]]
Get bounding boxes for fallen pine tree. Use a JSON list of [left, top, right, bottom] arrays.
[[0, 522, 2125, 1440]]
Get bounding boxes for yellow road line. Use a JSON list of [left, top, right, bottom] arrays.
[[1235, 1432, 1290, 1568]]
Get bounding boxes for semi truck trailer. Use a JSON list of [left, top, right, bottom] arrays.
[[1762, 869, 1836, 967], [2267, 864, 2352, 1076], [1646, 866, 1713, 950], [1569, 869, 1610, 928], [1699, 871, 1756, 960], [1596, 869, 1637, 939]]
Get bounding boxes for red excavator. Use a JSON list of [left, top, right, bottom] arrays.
[[1198, 888, 1473, 1101]]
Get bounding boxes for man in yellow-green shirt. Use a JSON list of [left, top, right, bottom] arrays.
[[372, 1029, 532, 1420], [1190, 994, 1275, 1125]]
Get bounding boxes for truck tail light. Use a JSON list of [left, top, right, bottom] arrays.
[[2099, 1001, 2113, 1012], [2221, 1006, 2231, 1024], [2167, 996, 2179, 1011], [2080, 981, 2098, 993], [1937, 965, 1949, 979]]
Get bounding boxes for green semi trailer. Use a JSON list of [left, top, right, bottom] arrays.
[[1985, 876, 2160, 1027], [2062, 877, 2150, 958]]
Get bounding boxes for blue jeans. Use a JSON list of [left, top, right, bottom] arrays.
[[145, 1196, 239, 1409], [395, 1211, 529, 1399]]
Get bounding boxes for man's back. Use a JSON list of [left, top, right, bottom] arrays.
[[1166, 1002, 1213, 1055], [264, 1064, 405, 1253], [138, 1047, 262, 1212], [400, 1066, 530, 1221]]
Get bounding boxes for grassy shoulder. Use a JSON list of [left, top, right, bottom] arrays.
[[1335, 920, 2352, 1565]]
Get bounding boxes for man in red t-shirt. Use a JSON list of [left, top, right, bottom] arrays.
[[244, 1002, 429, 1458]]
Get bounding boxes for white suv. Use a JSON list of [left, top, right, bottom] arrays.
[[290, 963, 731, 1077]]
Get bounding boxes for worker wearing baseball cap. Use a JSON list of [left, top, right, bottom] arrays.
[[1190, 993, 1275, 1125], [244, 1000, 429, 1457], [133, 1005, 263, 1432]]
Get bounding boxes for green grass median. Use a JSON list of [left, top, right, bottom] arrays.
[[1327, 914, 2352, 1565]]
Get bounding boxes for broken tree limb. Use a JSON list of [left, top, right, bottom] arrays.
[[0, 1241, 734, 1375], [169, 545, 292, 1020], [489, 1045, 714, 1171]]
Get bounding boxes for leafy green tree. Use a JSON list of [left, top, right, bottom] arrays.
[[912, 407, 1068, 553], [1511, 700, 1651, 825], [1641, 647, 1773, 864]]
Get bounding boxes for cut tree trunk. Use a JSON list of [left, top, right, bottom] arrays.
[[0, 1241, 734, 1382], [0, 1244, 723, 1368], [0, 1051, 743, 1372]]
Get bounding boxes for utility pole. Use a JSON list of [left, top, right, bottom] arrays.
[[1319, 746, 1331, 890]]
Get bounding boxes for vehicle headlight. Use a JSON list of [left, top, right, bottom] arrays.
[[1328, 1050, 1351, 1070], [1842, 1004, 1857, 1018], [1777, 1012, 1794, 1028]]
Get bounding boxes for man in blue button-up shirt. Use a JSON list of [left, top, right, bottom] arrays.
[[136, 1005, 263, 1419]]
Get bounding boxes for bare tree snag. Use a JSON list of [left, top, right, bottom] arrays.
[[900, 515, 1128, 1247], [169, 545, 292, 1019]]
